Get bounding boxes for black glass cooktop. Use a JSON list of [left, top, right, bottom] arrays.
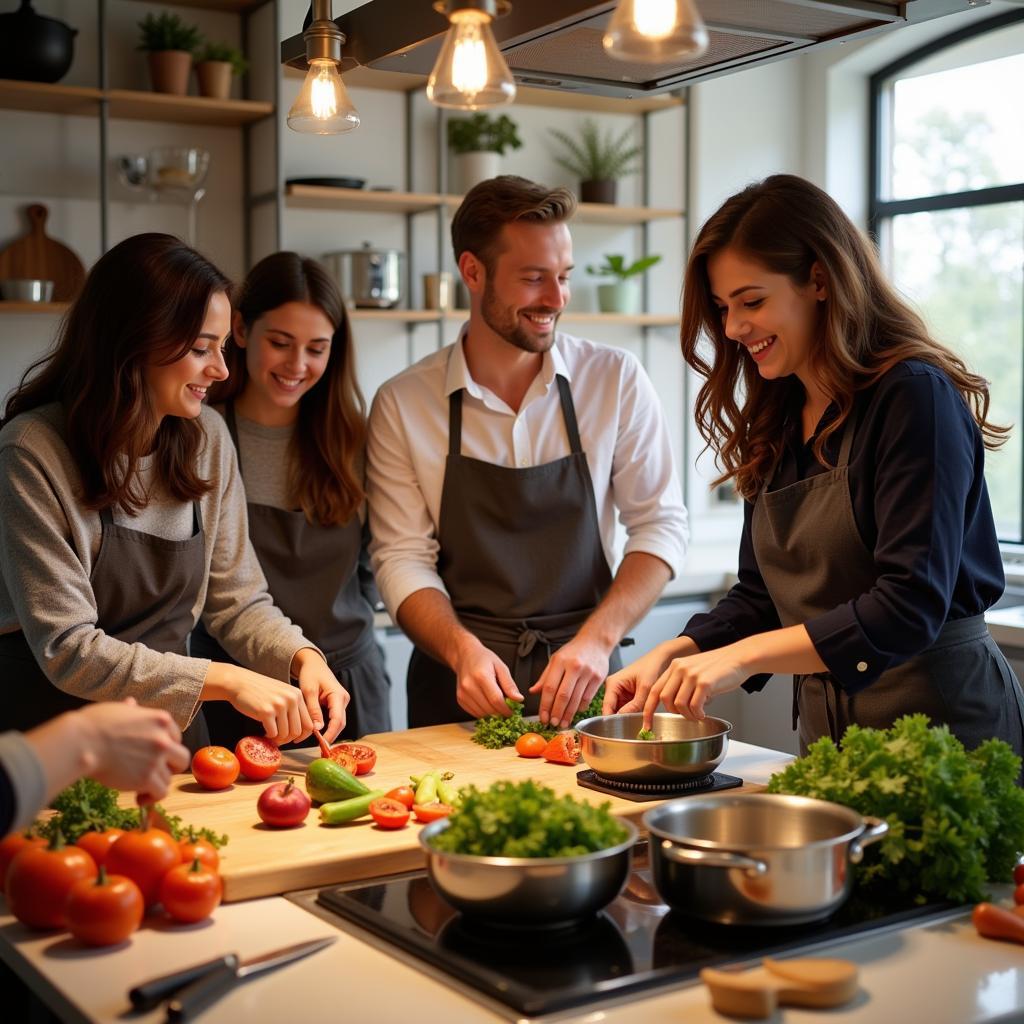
[[314, 846, 962, 1018]]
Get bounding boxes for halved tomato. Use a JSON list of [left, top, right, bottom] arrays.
[[369, 797, 410, 830], [542, 732, 579, 766], [235, 736, 281, 781], [326, 748, 359, 774], [333, 742, 377, 776], [412, 802, 454, 823]]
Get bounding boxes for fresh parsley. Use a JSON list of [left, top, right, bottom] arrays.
[[471, 689, 605, 749]]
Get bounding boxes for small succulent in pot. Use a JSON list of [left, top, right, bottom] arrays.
[[586, 253, 661, 315], [194, 41, 248, 100], [137, 12, 201, 96], [549, 119, 643, 204], [448, 113, 523, 193]]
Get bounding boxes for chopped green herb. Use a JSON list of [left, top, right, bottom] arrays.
[[636, 728, 655, 741], [471, 689, 604, 749]]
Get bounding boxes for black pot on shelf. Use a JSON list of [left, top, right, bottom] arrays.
[[0, 0, 78, 84]]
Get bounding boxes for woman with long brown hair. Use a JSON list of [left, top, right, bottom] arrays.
[[190, 252, 390, 745], [0, 234, 350, 752], [604, 174, 1024, 757]]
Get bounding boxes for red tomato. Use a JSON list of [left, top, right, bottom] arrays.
[[191, 745, 240, 790], [66, 867, 145, 947], [159, 858, 223, 923], [105, 828, 181, 908], [0, 830, 46, 890], [515, 732, 547, 758], [257, 778, 312, 828], [369, 797, 410, 829], [75, 828, 125, 870], [235, 736, 282, 781], [333, 742, 377, 776], [326, 748, 359, 775], [1015, 883, 1024, 907], [542, 732, 580, 766], [413, 802, 454, 823], [1014, 862, 1024, 887], [178, 832, 220, 870], [6, 835, 97, 929], [386, 786, 416, 809]]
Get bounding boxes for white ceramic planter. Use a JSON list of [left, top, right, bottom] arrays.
[[454, 151, 500, 194], [597, 281, 640, 314]]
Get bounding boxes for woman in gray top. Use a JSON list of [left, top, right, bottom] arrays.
[[0, 234, 350, 752], [191, 252, 391, 746]]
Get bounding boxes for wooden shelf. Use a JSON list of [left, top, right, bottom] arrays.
[[350, 308, 677, 327], [0, 301, 70, 315], [349, 309, 450, 323], [439, 194, 683, 224], [0, 79, 102, 115], [285, 185, 446, 214], [122, 0, 264, 10]]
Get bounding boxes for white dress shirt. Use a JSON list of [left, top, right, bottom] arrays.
[[366, 328, 689, 620]]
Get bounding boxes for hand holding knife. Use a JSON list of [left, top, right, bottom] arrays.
[[128, 936, 335, 1021]]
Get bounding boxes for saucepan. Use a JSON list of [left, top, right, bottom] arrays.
[[643, 793, 889, 925], [575, 713, 731, 783]]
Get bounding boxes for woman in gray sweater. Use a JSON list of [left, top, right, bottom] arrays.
[[0, 234, 350, 751]]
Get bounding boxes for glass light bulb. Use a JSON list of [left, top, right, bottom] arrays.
[[603, 0, 709, 62], [427, 9, 516, 110], [287, 58, 360, 135]]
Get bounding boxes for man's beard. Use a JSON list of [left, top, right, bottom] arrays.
[[480, 279, 560, 354]]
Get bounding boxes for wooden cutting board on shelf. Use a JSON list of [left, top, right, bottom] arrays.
[[0, 204, 85, 302]]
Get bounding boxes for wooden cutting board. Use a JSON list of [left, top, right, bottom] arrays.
[[0, 203, 85, 302], [148, 723, 765, 903]]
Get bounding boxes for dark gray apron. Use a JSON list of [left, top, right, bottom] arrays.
[[751, 406, 1024, 758], [407, 374, 625, 726], [190, 404, 390, 745], [0, 500, 210, 753]]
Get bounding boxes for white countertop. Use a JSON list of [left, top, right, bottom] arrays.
[[2, 740, 1021, 1024]]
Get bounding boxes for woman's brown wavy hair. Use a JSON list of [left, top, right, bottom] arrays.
[[681, 174, 1006, 501], [2, 233, 230, 513], [210, 252, 366, 527]]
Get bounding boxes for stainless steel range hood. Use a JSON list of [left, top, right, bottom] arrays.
[[281, 0, 987, 100]]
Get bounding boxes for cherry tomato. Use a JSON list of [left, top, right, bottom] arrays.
[[326, 748, 359, 775], [235, 736, 282, 781], [413, 802, 454, 823], [105, 827, 181, 907], [542, 732, 580, 766], [6, 833, 97, 930], [386, 786, 416, 809], [1013, 862, 1024, 887], [0, 830, 46, 890], [159, 858, 222, 923], [257, 778, 312, 828], [191, 745, 240, 790], [66, 866, 145, 947], [178, 831, 220, 870], [515, 732, 547, 758], [369, 797, 410, 829], [75, 828, 125, 870], [333, 742, 377, 776]]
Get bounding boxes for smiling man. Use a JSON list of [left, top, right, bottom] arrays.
[[367, 175, 688, 728]]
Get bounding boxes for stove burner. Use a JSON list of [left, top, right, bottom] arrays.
[[576, 768, 743, 802]]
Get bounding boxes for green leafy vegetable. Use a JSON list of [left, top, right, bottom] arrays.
[[766, 714, 1024, 904], [637, 728, 655, 740], [429, 779, 628, 857], [471, 689, 604, 749]]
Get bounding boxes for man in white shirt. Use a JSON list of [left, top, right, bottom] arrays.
[[367, 175, 687, 729]]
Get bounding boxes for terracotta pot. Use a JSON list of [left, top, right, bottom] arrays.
[[195, 60, 232, 100], [581, 179, 617, 205], [147, 50, 192, 95]]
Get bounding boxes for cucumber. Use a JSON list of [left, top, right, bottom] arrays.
[[319, 790, 385, 825], [305, 757, 369, 804]]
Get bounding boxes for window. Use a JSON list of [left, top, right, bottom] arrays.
[[870, 10, 1024, 542]]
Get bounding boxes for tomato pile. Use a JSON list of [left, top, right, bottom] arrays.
[[971, 861, 1024, 946]]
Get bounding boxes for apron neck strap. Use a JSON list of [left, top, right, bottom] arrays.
[[224, 401, 243, 472], [556, 375, 582, 454], [448, 389, 464, 456], [836, 400, 862, 468]]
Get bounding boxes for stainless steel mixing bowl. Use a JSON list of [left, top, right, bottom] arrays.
[[575, 713, 731, 783]]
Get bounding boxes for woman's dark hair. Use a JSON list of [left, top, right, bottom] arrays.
[[680, 173, 1007, 500], [211, 252, 366, 527], [2, 233, 231, 513]]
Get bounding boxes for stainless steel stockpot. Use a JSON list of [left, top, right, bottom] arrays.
[[322, 242, 402, 308], [643, 793, 888, 925], [575, 713, 731, 783], [418, 816, 638, 926]]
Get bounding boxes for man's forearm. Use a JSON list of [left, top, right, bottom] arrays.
[[396, 588, 481, 669]]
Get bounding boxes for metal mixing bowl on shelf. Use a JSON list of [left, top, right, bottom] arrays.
[[0, 279, 55, 302]]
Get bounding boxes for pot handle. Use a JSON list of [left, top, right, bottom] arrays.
[[660, 840, 767, 876], [848, 816, 889, 864]]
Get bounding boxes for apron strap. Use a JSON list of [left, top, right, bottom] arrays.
[[224, 401, 243, 471], [556, 375, 582, 455], [836, 400, 863, 468], [449, 388, 464, 456]]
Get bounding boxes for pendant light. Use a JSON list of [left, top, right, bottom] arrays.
[[603, 0, 709, 62], [427, 0, 516, 110], [287, 0, 360, 135]]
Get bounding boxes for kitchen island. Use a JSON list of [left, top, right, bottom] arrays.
[[1, 733, 1021, 1024]]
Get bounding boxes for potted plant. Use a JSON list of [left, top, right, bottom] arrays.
[[447, 112, 522, 194], [549, 119, 642, 205], [586, 253, 661, 314], [194, 41, 247, 100], [137, 12, 201, 96]]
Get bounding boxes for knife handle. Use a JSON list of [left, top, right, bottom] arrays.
[[128, 954, 238, 1012], [166, 961, 239, 1022]]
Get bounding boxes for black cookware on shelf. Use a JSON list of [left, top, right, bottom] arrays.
[[0, 1, 77, 84]]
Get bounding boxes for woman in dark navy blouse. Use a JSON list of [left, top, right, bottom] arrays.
[[603, 174, 1024, 757]]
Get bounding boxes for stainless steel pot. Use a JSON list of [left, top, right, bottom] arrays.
[[418, 816, 638, 926], [322, 242, 402, 308], [575, 713, 731, 783], [643, 793, 888, 925]]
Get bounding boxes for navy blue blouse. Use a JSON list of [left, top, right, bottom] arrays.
[[682, 359, 1005, 693]]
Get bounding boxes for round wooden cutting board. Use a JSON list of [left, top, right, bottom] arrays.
[[0, 203, 85, 302]]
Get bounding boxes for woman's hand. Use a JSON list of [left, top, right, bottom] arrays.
[[602, 637, 698, 715], [204, 662, 316, 744], [291, 647, 350, 743], [634, 643, 749, 727]]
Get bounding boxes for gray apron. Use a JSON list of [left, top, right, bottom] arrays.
[[751, 406, 1024, 757], [0, 500, 210, 753], [191, 404, 390, 746], [407, 374, 625, 726]]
